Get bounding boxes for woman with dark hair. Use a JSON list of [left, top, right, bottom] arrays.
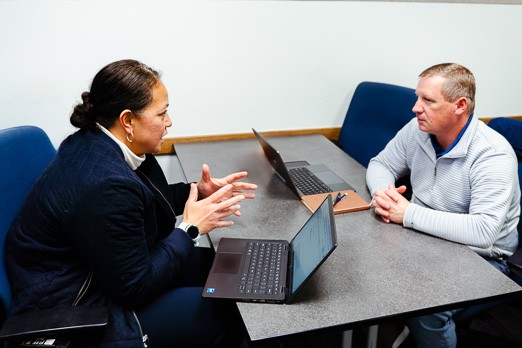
[[6, 59, 257, 347]]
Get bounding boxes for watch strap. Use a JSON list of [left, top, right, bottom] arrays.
[[178, 222, 201, 243]]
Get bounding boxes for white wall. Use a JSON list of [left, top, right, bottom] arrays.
[[1, 0, 521, 148]]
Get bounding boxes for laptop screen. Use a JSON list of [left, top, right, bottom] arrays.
[[289, 197, 336, 296]]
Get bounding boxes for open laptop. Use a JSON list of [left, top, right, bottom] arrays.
[[203, 195, 337, 303], [252, 128, 354, 197]]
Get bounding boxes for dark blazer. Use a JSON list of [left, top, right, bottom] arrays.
[[6, 128, 194, 347]]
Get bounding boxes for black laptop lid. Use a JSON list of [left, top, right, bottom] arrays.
[[287, 195, 337, 302], [252, 128, 300, 196]]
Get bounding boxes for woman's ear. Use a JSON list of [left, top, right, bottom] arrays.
[[119, 109, 134, 134]]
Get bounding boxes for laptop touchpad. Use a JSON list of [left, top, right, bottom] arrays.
[[315, 171, 343, 184], [214, 253, 242, 274]]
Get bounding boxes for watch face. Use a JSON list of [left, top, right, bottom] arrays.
[[187, 225, 200, 239]]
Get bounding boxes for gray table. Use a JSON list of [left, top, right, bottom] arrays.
[[174, 134, 522, 342]]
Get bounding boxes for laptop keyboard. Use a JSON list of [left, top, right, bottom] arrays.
[[288, 167, 332, 195], [239, 242, 285, 296]]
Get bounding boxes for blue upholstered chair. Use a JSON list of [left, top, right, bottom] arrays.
[[338, 81, 417, 168], [0, 126, 56, 317], [0, 126, 107, 345]]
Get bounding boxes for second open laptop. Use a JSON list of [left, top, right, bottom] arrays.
[[202, 195, 337, 303], [252, 128, 354, 197]]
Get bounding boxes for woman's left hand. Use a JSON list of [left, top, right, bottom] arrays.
[[197, 164, 257, 201]]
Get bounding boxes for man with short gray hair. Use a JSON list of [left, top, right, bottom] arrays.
[[366, 63, 520, 347]]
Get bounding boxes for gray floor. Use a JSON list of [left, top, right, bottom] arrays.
[[155, 154, 187, 184], [459, 301, 522, 348]]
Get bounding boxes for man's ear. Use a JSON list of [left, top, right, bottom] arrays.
[[455, 97, 468, 116], [119, 109, 134, 134]]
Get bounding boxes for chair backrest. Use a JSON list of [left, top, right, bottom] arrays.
[[338, 81, 417, 167], [487, 117, 522, 244], [0, 126, 56, 318]]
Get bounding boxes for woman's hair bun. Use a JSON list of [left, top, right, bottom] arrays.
[[70, 91, 96, 129]]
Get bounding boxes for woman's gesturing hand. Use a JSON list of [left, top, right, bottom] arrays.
[[197, 164, 257, 200], [182, 183, 245, 234]]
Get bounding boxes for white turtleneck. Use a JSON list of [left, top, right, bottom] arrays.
[[96, 123, 145, 170]]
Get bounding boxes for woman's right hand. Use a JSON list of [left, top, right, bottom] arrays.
[[182, 183, 245, 234]]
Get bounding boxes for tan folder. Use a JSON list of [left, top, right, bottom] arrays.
[[301, 190, 370, 214]]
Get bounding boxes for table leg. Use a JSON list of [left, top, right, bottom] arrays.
[[342, 329, 353, 348], [366, 325, 378, 348]]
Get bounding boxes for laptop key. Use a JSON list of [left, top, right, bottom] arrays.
[[288, 167, 332, 195], [239, 241, 285, 296]]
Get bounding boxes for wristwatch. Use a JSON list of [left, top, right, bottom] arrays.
[[178, 222, 201, 243]]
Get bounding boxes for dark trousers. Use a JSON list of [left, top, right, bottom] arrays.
[[137, 246, 245, 348]]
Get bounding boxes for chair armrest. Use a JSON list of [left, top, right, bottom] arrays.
[[0, 306, 108, 341], [508, 248, 522, 277]]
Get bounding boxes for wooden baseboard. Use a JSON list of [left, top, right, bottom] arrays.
[[478, 115, 522, 123], [157, 115, 522, 155]]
